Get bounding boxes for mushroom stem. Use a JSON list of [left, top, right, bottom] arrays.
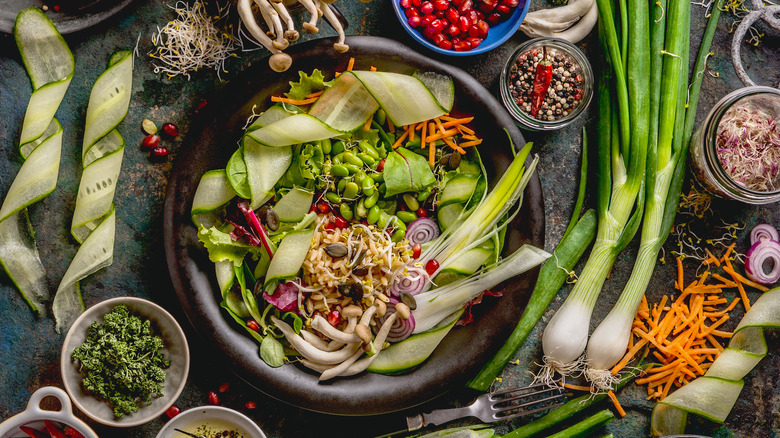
[[254, 0, 288, 49], [270, 0, 299, 41], [237, 0, 292, 71], [312, 315, 361, 343], [297, 0, 320, 33], [272, 316, 360, 364], [337, 313, 400, 377], [319, 346, 365, 381], [301, 330, 330, 350], [319, 1, 349, 53]]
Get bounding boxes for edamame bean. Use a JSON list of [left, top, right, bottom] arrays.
[[321, 138, 332, 154], [364, 190, 379, 208], [375, 109, 387, 126], [331, 164, 349, 177], [371, 171, 384, 182], [417, 188, 432, 202], [354, 171, 366, 185], [326, 192, 341, 203], [392, 228, 406, 242], [357, 152, 376, 167], [332, 140, 345, 155], [367, 205, 381, 224], [343, 182, 360, 199], [343, 163, 360, 174], [378, 182, 387, 194], [340, 203, 353, 220], [358, 140, 380, 160], [397, 210, 418, 224], [338, 178, 348, 192], [356, 198, 368, 218], [403, 194, 419, 211], [377, 212, 389, 228], [343, 152, 363, 167], [361, 177, 376, 196]]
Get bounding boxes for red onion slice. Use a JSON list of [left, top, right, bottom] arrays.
[[377, 298, 415, 343], [405, 217, 440, 245], [389, 266, 428, 297], [745, 239, 780, 285], [750, 224, 779, 246]]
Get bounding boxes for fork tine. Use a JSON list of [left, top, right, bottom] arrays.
[[489, 382, 550, 397], [492, 392, 567, 414], [490, 386, 563, 404], [494, 400, 566, 420]]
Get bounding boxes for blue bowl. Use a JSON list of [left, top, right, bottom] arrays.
[[392, 0, 529, 56]]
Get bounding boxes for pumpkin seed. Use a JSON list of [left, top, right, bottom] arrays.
[[324, 243, 348, 259], [350, 282, 364, 301], [448, 152, 461, 169], [337, 282, 352, 297], [352, 266, 369, 276], [265, 207, 280, 231], [400, 292, 418, 310]]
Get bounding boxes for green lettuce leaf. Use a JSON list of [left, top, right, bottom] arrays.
[[383, 147, 437, 196], [285, 69, 335, 100], [197, 226, 260, 267]]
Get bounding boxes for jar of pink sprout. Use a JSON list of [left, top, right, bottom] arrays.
[[690, 86, 780, 204]]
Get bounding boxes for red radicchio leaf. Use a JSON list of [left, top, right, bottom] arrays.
[[263, 282, 299, 313], [456, 289, 504, 327], [226, 219, 262, 246]]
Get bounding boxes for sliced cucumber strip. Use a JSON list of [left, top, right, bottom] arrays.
[[437, 203, 465, 231], [440, 174, 480, 207], [243, 136, 292, 209], [264, 228, 315, 287], [435, 242, 493, 286], [71, 146, 124, 242], [82, 51, 133, 155], [53, 207, 117, 333], [413, 70, 455, 114], [651, 288, 780, 436], [215, 259, 235, 297], [0, 9, 73, 314], [192, 169, 236, 218], [273, 187, 314, 222]]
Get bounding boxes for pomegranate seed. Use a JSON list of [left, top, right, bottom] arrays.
[[425, 259, 440, 275], [309, 204, 317, 213], [496, 4, 511, 14], [474, 10, 485, 20], [324, 221, 336, 230], [487, 12, 501, 24], [165, 405, 181, 418], [247, 319, 260, 332], [327, 309, 342, 326], [434, 8, 446, 17], [452, 36, 461, 43], [416, 208, 428, 217], [454, 40, 472, 51], [476, 19, 490, 37], [502, 0, 519, 6], [479, 1, 495, 13], [412, 243, 422, 259], [245, 401, 257, 410], [468, 24, 480, 37], [432, 32, 446, 45], [459, 16, 471, 31], [422, 14, 435, 27], [467, 37, 483, 48], [150, 146, 169, 158], [430, 18, 445, 32], [161, 122, 179, 137], [412, 0, 421, 6], [53, 5, 61, 12], [422, 27, 436, 39], [517, 97, 524, 105], [400, 0, 412, 7], [141, 134, 160, 150], [451, 0, 464, 5], [316, 201, 331, 214], [433, 0, 449, 10], [438, 39, 453, 50], [194, 100, 208, 114], [218, 382, 230, 393], [458, 0, 472, 13], [420, 1, 434, 14], [405, 7, 419, 18], [377, 158, 385, 171], [446, 7, 459, 23], [446, 24, 460, 36], [409, 15, 422, 26], [334, 216, 348, 229], [208, 391, 220, 405]]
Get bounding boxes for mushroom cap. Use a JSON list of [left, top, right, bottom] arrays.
[[355, 324, 372, 344], [269, 53, 292, 72], [303, 22, 319, 33], [284, 29, 300, 41], [395, 303, 411, 320], [272, 39, 290, 50], [333, 43, 349, 53], [374, 299, 387, 318], [342, 305, 363, 318]]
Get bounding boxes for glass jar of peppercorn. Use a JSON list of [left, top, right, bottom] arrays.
[[500, 37, 593, 131]]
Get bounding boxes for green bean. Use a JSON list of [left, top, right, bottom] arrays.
[[338, 178, 347, 193], [367, 205, 381, 224], [343, 182, 360, 199], [361, 177, 376, 196], [325, 192, 341, 203], [331, 164, 349, 177], [339, 203, 353, 220], [357, 152, 376, 167], [321, 138, 332, 155], [342, 151, 363, 167], [402, 194, 419, 211], [358, 140, 380, 159], [332, 140, 345, 155], [364, 191, 379, 209], [396, 210, 417, 224], [355, 198, 368, 218]]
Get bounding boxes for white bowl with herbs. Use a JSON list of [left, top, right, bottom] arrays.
[[60, 296, 190, 427]]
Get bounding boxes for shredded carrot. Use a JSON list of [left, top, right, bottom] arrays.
[[562, 382, 592, 392], [387, 117, 395, 133], [607, 390, 627, 418], [392, 129, 410, 149], [425, 128, 459, 142], [460, 139, 483, 148], [270, 95, 318, 105], [347, 57, 355, 71], [440, 117, 474, 128], [724, 265, 768, 292], [428, 141, 435, 167], [407, 125, 415, 142], [676, 257, 684, 291], [421, 122, 427, 148], [305, 90, 324, 99], [369, 65, 377, 71], [362, 117, 373, 131]]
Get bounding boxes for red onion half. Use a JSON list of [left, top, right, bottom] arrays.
[[750, 223, 779, 245], [377, 298, 415, 343], [745, 239, 780, 285], [389, 266, 428, 297], [405, 217, 440, 245]]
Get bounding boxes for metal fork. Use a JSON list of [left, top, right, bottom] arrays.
[[406, 383, 566, 431]]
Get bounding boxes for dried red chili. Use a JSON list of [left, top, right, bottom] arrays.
[[530, 47, 553, 117]]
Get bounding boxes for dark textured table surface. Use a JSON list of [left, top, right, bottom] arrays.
[[1, 1, 779, 437]]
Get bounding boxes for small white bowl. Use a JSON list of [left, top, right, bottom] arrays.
[[61, 296, 190, 427], [0, 386, 98, 438], [156, 406, 266, 438]]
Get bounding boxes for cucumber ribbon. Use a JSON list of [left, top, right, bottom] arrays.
[[650, 288, 780, 436], [191, 70, 455, 214], [0, 9, 74, 314], [53, 51, 133, 333]]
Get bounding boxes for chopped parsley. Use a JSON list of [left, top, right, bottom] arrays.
[[71, 304, 170, 419]]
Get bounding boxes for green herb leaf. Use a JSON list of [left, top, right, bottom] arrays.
[[285, 69, 335, 100], [260, 335, 286, 367], [383, 147, 437, 197], [282, 311, 303, 333], [226, 146, 251, 199], [197, 226, 260, 267], [299, 142, 324, 180]]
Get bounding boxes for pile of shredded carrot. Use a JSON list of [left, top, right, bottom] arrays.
[[269, 57, 484, 168], [610, 243, 768, 402]]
